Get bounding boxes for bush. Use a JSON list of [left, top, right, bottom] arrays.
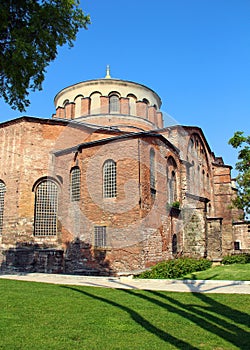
[[222, 254, 250, 265], [136, 258, 212, 279]]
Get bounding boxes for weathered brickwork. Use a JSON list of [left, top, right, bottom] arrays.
[[0, 76, 248, 274]]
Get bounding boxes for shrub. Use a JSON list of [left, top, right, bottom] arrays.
[[136, 258, 212, 279], [222, 254, 250, 265]]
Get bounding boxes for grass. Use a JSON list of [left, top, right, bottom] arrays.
[[182, 263, 250, 281], [0, 279, 249, 349]]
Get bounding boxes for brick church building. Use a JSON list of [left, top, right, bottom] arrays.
[[0, 69, 249, 275]]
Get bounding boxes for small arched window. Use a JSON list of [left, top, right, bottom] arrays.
[[70, 167, 81, 202], [150, 148, 156, 198], [0, 181, 6, 235], [109, 95, 120, 113], [103, 160, 117, 198], [34, 179, 58, 236]]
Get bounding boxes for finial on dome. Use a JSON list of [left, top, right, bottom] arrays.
[[105, 65, 111, 79]]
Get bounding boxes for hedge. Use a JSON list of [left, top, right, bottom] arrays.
[[136, 257, 212, 279]]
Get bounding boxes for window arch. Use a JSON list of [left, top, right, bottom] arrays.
[[150, 148, 156, 198], [109, 94, 120, 113], [103, 160, 117, 198], [70, 167, 81, 202], [0, 181, 6, 235], [34, 179, 58, 236]]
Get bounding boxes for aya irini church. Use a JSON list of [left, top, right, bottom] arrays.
[[0, 67, 249, 275]]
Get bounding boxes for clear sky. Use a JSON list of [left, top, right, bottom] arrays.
[[0, 0, 249, 177]]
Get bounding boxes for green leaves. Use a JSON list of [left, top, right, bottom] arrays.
[[228, 131, 250, 215], [0, 0, 90, 111]]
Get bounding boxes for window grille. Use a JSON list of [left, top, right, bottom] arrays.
[[94, 226, 107, 248], [109, 95, 119, 113], [103, 160, 117, 198], [71, 167, 81, 202], [34, 180, 58, 236], [0, 181, 6, 235]]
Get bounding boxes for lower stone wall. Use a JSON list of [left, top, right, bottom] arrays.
[[183, 211, 206, 257], [0, 246, 64, 274], [206, 218, 222, 260]]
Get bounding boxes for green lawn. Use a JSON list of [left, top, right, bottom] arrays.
[[182, 263, 250, 281], [0, 279, 249, 349]]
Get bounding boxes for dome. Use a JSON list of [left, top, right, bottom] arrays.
[[53, 73, 163, 131]]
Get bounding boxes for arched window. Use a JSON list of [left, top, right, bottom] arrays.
[[167, 157, 177, 204], [196, 165, 201, 193], [169, 170, 177, 203], [103, 160, 117, 198], [63, 99, 69, 118], [70, 167, 81, 202], [202, 169, 205, 189], [0, 181, 6, 235], [127, 94, 137, 115], [109, 95, 120, 113], [150, 148, 156, 198], [34, 179, 58, 236], [206, 173, 210, 191]]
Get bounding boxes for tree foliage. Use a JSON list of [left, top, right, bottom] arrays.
[[0, 0, 90, 111], [228, 131, 250, 215]]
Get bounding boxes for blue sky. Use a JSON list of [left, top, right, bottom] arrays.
[[0, 0, 249, 177]]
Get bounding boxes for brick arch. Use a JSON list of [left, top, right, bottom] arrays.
[[108, 91, 121, 97], [32, 176, 61, 193]]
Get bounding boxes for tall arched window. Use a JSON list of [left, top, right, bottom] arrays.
[[34, 179, 58, 236], [167, 157, 177, 204], [150, 148, 156, 198], [169, 170, 177, 203], [70, 167, 81, 202], [103, 160, 117, 198], [109, 95, 120, 113], [0, 181, 6, 235]]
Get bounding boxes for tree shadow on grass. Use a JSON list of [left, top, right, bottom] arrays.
[[62, 286, 200, 350], [122, 289, 250, 350]]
